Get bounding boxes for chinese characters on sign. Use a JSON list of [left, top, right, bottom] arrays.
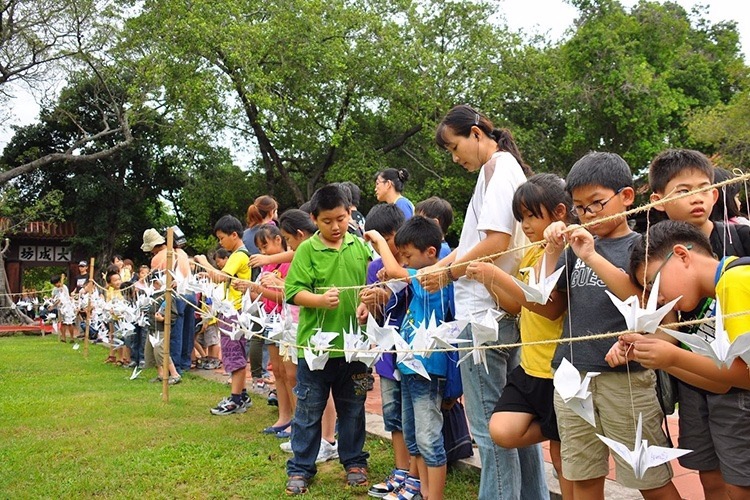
[[18, 245, 72, 263]]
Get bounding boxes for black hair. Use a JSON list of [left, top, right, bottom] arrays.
[[435, 104, 532, 176], [710, 167, 742, 221], [298, 201, 312, 214], [105, 267, 120, 284], [394, 216, 443, 253], [278, 209, 317, 235], [364, 203, 406, 235], [375, 168, 410, 193], [254, 223, 287, 251], [333, 182, 353, 206], [341, 181, 362, 207], [629, 220, 713, 285], [414, 197, 454, 236], [111, 254, 122, 264], [214, 248, 231, 260], [512, 173, 572, 223], [648, 149, 714, 194], [50, 275, 61, 285], [309, 184, 350, 216], [213, 214, 243, 237], [566, 151, 634, 195]]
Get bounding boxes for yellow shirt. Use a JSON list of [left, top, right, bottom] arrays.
[[715, 256, 750, 341], [222, 247, 251, 311], [518, 246, 565, 379]]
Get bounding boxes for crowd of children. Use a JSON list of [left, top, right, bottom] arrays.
[[31, 103, 750, 500]]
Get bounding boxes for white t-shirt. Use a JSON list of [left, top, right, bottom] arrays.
[[454, 151, 529, 319]]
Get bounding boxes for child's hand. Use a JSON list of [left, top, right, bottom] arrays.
[[417, 264, 449, 293], [321, 287, 340, 309], [249, 254, 270, 268], [359, 286, 390, 311], [232, 280, 251, 293], [441, 398, 457, 411], [567, 225, 596, 262], [543, 221, 568, 250], [465, 261, 496, 285], [621, 333, 678, 370], [259, 273, 284, 290], [605, 337, 635, 367], [356, 302, 369, 324], [363, 230, 385, 250], [193, 254, 208, 266]]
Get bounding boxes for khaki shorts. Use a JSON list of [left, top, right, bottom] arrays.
[[553, 369, 673, 489]]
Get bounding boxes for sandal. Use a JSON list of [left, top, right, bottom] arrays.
[[262, 421, 291, 434], [285, 475, 309, 496], [104, 355, 117, 364]]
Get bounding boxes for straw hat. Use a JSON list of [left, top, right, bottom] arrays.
[[141, 228, 166, 251]]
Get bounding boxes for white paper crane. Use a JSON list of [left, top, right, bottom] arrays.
[[511, 253, 565, 305], [553, 357, 600, 427], [303, 329, 339, 371], [662, 298, 750, 368], [597, 413, 692, 479], [456, 309, 506, 373], [365, 313, 398, 350], [392, 331, 430, 380], [606, 273, 681, 334]]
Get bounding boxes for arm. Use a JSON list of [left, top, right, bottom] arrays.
[[566, 226, 641, 299], [249, 250, 294, 268], [193, 255, 229, 283], [363, 230, 408, 279], [292, 289, 339, 309], [253, 272, 286, 304]]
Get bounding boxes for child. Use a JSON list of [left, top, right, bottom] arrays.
[[276, 208, 339, 464], [414, 196, 453, 259], [359, 203, 410, 498], [145, 286, 181, 385], [50, 274, 76, 343], [196, 248, 229, 371], [249, 224, 294, 437], [104, 268, 127, 365], [465, 173, 573, 499], [366, 216, 454, 500], [283, 185, 371, 495], [646, 148, 750, 498], [194, 215, 252, 415], [615, 220, 750, 499], [537, 152, 680, 499]]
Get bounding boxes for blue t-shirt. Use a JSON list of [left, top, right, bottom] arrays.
[[439, 241, 451, 259], [368, 259, 410, 380], [398, 269, 453, 377], [394, 197, 415, 219]]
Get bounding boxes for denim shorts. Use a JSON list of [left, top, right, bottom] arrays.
[[401, 374, 446, 467], [380, 376, 402, 433]]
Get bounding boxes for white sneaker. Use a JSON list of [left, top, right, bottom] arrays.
[[280, 440, 292, 453], [315, 439, 339, 464]]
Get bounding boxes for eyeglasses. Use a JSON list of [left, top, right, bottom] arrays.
[[571, 187, 625, 217], [375, 179, 389, 186], [645, 244, 692, 288]]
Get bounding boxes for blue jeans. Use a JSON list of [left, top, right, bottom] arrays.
[[380, 376, 403, 433], [178, 292, 197, 371], [401, 374, 446, 467], [460, 317, 548, 500], [287, 357, 369, 479], [169, 296, 185, 371]]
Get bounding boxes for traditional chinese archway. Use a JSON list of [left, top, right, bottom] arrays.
[[1, 217, 83, 304]]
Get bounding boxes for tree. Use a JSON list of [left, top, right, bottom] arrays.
[[687, 90, 750, 168], [0, 0, 135, 184]]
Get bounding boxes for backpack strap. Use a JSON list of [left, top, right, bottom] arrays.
[[725, 256, 750, 272]]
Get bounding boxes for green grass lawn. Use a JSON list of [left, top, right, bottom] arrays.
[[0, 335, 479, 499]]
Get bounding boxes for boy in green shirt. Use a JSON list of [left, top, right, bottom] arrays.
[[284, 185, 371, 495]]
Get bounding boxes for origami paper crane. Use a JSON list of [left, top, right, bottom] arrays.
[[606, 273, 681, 334], [392, 331, 430, 380], [430, 319, 470, 350], [511, 253, 565, 305], [553, 357, 600, 427], [365, 313, 398, 350], [129, 365, 143, 380], [149, 334, 163, 348], [303, 329, 339, 370], [662, 298, 750, 368], [456, 309, 506, 373], [597, 413, 692, 479]]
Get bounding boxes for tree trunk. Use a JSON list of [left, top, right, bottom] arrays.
[[0, 250, 35, 325]]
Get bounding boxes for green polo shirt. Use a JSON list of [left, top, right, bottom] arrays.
[[285, 231, 371, 358]]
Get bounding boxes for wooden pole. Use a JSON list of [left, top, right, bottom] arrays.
[[82, 257, 95, 359], [162, 228, 173, 402]]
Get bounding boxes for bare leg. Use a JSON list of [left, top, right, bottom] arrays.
[[321, 393, 336, 443], [269, 345, 292, 426], [231, 367, 247, 395], [283, 359, 297, 414], [392, 431, 410, 470], [726, 484, 750, 500], [640, 481, 681, 500], [572, 476, 605, 500], [550, 440, 574, 500]]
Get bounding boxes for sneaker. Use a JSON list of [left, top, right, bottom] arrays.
[[127, 361, 138, 368], [345, 466, 368, 487], [366, 373, 375, 391], [383, 476, 421, 500], [253, 378, 267, 391], [241, 393, 253, 410], [168, 375, 181, 385], [285, 475, 309, 496], [138, 360, 145, 369], [368, 469, 408, 498], [315, 439, 339, 464], [210, 397, 247, 415], [267, 389, 278, 406], [280, 440, 293, 453]]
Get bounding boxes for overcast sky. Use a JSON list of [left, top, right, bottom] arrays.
[[2, 0, 749, 151]]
